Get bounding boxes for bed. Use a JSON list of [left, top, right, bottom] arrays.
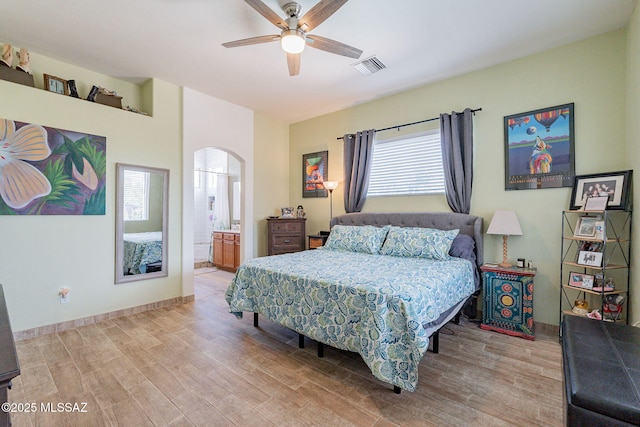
[[122, 231, 163, 275], [225, 212, 483, 392]]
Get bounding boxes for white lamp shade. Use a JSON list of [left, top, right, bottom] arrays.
[[486, 210, 523, 236], [324, 181, 339, 191]]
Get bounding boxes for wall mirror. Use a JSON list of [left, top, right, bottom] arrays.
[[115, 163, 169, 284]]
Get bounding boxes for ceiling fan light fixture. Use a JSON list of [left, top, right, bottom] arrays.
[[281, 29, 306, 54]]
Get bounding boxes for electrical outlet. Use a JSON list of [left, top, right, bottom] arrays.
[[59, 288, 70, 304]]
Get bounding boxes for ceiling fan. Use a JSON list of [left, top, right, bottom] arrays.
[[222, 0, 363, 76]]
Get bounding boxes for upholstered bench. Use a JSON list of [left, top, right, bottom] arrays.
[[562, 315, 640, 426]]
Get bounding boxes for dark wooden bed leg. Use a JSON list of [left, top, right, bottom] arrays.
[[454, 310, 461, 325], [298, 333, 304, 348], [431, 331, 439, 354], [253, 312, 258, 327], [317, 342, 324, 358], [393, 386, 401, 394]]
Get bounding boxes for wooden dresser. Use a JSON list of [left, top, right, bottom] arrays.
[[267, 218, 306, 255], [0, 284, 19, 427], [212, 231, 241, 272]]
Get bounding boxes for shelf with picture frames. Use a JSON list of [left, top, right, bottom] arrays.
[[559, 209, 631, 327]]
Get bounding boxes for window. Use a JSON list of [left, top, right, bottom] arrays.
[[123, 170, 150, 221], [367, 130, 445, 196]]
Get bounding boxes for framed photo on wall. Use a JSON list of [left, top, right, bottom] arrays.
[[503, 103, 575, 190], [302, 151, 328, 198], [569, 170, 632, 211]]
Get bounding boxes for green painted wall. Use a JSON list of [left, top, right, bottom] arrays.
[[0, 51, 182, 332], [253, 113, 290, 257], [290, 30, 629, 326]]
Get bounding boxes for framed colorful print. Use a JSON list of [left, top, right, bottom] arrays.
[[43, 74, 69, 95], [504, 103, 574, 190], [569, 170, 632, 211], [302, 151, 328, 198], [0, 117, 106, 215]]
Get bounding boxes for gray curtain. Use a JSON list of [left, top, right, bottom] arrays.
[[440, 108, 474, 214], [343, 129, 376, 213]]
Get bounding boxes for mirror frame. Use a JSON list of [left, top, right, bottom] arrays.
[[115, 163, 169, 284]]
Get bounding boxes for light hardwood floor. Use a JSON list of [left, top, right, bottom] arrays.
[[8, 268, 563, 426]]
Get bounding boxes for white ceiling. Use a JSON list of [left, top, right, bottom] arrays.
[[0, 0, 636, 123]]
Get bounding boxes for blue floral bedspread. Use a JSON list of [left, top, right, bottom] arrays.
[[224, 248, 475, 391], [123, 232, 162, 274]]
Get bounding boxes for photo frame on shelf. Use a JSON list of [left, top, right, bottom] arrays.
[[583, 195, 609, 211], [569, 170, 633, 211], [43, 73, 69, 95], [576, 250, 603, 267], [503, 103, 574, 191], [593, 220, 605, 240], [568, 272, 594, 290], [281, 207, 294, 218], [302, 151, 328, 198], [573, 217, 598, 238]]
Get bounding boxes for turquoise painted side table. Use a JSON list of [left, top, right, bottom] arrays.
[[480, 264, 536, 340]]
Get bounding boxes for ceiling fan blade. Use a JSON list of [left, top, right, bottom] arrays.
[[222, 35, 280, 48], [243, 0, 287, 30], [306, 34, 362, 59], [287, 53, 301, 76], [298, 0, 348, 32]]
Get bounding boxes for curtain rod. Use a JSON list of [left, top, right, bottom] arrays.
[[336, 108, 482, 140]]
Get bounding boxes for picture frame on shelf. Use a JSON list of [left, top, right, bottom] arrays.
[[569, 170, 633, 211], [503, 103, 574, 191], [576, 250, 603, 267], [43, 73, 69, 95], [302, 151, 328, 198], [583, 195, 609, 211], [573, 217, 598, 238], [593, 220, 605, 240], [281, 207, 294, 218], [568, 272, 594, 290]]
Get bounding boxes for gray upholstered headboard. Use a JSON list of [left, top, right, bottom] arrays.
[[330, 212, 484, 268]]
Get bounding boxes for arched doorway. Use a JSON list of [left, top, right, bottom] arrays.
[[193, 147, 242, 268]]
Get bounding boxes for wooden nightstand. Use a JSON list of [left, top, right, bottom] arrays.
[[480, 264, 537, 340], [308, 234, 329, 249], [267, 218, 306, 255]]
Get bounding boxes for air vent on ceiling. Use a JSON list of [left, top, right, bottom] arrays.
[[352, 56, 386, 76]]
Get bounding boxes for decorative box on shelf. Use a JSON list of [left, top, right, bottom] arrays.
[[480, 263, 537, 340], [95, 92, 123, 109], [0, 65, 34, 87]]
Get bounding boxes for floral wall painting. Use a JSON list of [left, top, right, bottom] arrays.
[[0, 118, 106, 215], [503, 103, 575, 190], [302, 150, 328, 198]]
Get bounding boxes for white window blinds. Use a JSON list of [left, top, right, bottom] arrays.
[[123, 170, 150, 221], [367, 130, 445, 196]]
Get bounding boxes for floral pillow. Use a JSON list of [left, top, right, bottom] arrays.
[[380, 226, 459, 260], [323, 225, 390, 254]]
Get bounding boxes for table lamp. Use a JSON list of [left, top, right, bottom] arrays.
[[486, 210, 523, 268]]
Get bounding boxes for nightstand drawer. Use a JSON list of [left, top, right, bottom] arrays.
[[272, 235, 301, 247], [270, 221, 303, 233]]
